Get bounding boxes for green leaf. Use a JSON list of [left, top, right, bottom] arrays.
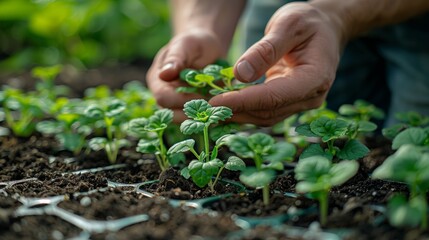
[[295, 156, 332, 182], [136, 139, 159, 154], [220, 67, 234, 80], [248, 133, 275, 155], [180, 119, 205, 135], [207, 106, 232, 124], [180, 167, 191, 179], [167, 139, 195, 155], [357, 120, 377, 132], [392, 127, 428, 149], [202, 64, 223, 80], [88, 137, 108, 151], [84, 105, 104, 119], [57, 132, 85, 153], [296, 181, 326, 193], [179, 68, 196, 81], [215, 134, 234, 147], [105, 99, 126, 118], [239, 167, 276, 188], [310, 117, 348, 142], [36, 120, 64, 135], [387, 194, 424, 228], [338, 104, 357, 116], [188, 160, 212, 187], [183, 99, 211, 119], [227, 135, 254, 158], [266, 142, 296, 162], [337, 139, 369, 160], [128, 118, 149, 134], [329, 160, 359, 186], [300, 144, 333, 160], [203, 159, 224, 176], [382, 123, 407, 140], [148, 109, 173, 128], [225, 156, 246, 171], [295, 124, 319, 138]]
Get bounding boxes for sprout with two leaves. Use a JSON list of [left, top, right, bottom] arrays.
[[129, 109, 175, 172], [167, 99, 246, 192], [295, 116, 374, 161], [0, 88, 45, 137], [372, 145, 429, 229], [225, 132, 296, 206], [85, 98, 130, 164], [36, 98, 92, 155], [295, 156, 359, 225]]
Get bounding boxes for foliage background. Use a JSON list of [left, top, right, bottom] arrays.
[[0, 0, 171, 73]]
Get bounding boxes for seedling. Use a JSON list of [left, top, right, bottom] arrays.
[[295, 156, 359, 225], [167, 99, 246, 192], [295, 116, 373, 161], [339, 99, 384, 122], [383, 111, 429, 140], [36, 98, 92, 155], [272, 114, 308, 148], [391, 127, 429, 150], [177, 63, 249, 96], [225, 132, 296, 206], [31, 64, 69, 101], [129, 109, 174, 172], [0, 88, 45, 137], [85, 98, 130, 164], [372, 144, 429, 229]]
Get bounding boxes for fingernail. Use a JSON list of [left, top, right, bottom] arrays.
[[236, 60, 255, 82], [161, 62, 175, 72]]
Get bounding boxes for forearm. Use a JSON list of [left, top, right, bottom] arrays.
[[310, 0, 429, 44], [170, 0, 246, 54]]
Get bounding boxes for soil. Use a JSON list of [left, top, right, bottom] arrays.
[[1, 69, 429, 239], [1, 133, 428, 239]]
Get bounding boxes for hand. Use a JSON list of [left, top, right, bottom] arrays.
[[146, 29, 224, 122], [209, 2, 345, 126]]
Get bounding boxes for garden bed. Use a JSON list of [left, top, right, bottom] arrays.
[[1, 67, 429, 239], [0, 133, 428, 240]]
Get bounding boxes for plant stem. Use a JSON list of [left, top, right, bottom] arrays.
[[254, 154, 263, 170], [207, 82, 225, 92], [318, 191, 328, 226], [262, 184, 270, 206], [203, 125, 210, 162], [155, 154, 165, 172], [211, 166, 225, 192], [158, 131, 169, 170]]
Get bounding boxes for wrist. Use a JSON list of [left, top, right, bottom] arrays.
[[308, 1, 353, 47]]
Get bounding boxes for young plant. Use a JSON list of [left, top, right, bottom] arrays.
[[295, 156, 359, 225], [338, 99, 385, 122], [372, 144, 429, 229], [225, 132, 296, 206], [272, 114, 308, 148], [0, 88, 45, 137], [166, 99, 245, 192], [129, 109, 174, 172], [36, 98, 92, 155], [295, 116, 373, 161], [177, 62, 249, 96], [390, 127, 429, 150], [85, 98, 130, 164], [383, 111, 429, 140], [31, 64, 69, 101]]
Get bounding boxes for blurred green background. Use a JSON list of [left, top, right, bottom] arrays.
[[0, 0, 171, 74]]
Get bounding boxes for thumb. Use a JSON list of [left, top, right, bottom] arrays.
[[234, 32, 293, 83], [158, 40, 190, 82]]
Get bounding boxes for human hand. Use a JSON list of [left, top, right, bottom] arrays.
[[146, 29, 224, 122], [209, 2, 346, 126]]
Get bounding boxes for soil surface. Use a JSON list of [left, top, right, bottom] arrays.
[[1, 69, 429, 239]]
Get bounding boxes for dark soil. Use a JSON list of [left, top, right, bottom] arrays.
[[2, 132, 429, 239]]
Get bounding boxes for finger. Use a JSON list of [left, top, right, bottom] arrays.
[[210, 68, 329, 113], [225, 95, 324, 126], [234, 12, 316, 83], [158, 33, 220, 82]]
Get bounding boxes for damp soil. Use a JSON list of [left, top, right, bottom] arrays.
[[1, 130, 429, 238]]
